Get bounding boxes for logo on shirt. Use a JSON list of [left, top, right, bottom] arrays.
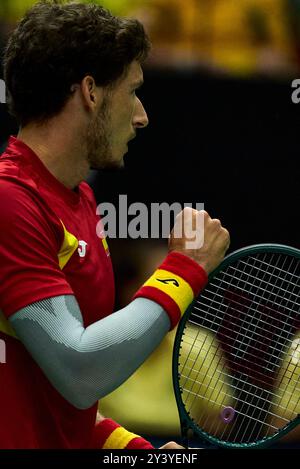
[[78, 240, 88, 258]]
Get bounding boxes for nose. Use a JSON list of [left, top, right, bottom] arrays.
[[133, 97, 149, 129]]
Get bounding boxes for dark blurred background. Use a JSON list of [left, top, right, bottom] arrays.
[[0, 0, 300, 447], [91, 69, 300, 251]]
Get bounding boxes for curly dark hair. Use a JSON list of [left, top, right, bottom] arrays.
[[4, 1, 151, 126]]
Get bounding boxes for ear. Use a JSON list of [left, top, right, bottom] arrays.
[[79, 75, 105, 111]]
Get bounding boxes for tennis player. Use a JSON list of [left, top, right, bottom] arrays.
[[0, 1, 230, 449]]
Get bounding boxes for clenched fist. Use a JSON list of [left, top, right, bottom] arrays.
[[169, 208, 230, 274]]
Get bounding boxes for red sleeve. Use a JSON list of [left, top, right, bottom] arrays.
[[0, 180, 74, 318], [92, 418, 154, 449]]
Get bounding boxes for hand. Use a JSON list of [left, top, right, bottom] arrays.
[[159, 441, 185, 449], [169, 208, 230, 275]]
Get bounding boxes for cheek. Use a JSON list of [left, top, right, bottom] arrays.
[[110, 99, 135, 139], [116, 110, 134, 135]]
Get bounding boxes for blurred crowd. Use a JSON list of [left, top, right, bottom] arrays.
[[1, 0, 300, 77]]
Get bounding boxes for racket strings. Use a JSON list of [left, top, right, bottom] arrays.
[[229, 254, 296, 439], [180, 374, 281, 429], [180, 363, 293, 423], [178, 251, 300, 444], [217, 253, 299, 441], [228, 266, 299, 303], [196, 256, 299, 361], [241, 257, 300, 444], [206, 275, 299, 321], [191, 252, 296, 392], [204, 252, 287, 442], [191, 309, 294, 374], [197, 290, 296, 346], [247, 256, 300, 282], [180, 250, 270, 436], [182, 323, 300, 415], [181, 344, 299, 410], [206, 254, 296, 380]]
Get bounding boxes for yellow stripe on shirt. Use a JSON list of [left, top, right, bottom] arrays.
[[58, 221, 79, 269]]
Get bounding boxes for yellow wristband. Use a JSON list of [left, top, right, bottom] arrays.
[[142, 268, 194, 315], [103, 426, 140, 449]]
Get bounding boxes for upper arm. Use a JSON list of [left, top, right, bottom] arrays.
[[0, 180, 73, 318]]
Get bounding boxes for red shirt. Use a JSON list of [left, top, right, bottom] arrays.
[[0, 137, 115, 448]]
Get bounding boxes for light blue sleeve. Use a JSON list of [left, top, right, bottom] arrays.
[[9, 295, 171, 409]]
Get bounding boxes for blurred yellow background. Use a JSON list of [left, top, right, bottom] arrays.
[[0, 0, 299, 76]]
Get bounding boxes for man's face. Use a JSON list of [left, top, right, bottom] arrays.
[[86, 60, 149, 170]]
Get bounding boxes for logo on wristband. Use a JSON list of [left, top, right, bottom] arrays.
[[156, 278, 180, 287]]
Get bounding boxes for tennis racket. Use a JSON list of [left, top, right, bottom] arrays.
[[173, 244, 300, 448]]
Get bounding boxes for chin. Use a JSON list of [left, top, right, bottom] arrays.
[[103, 158, 125, 171], [88, 148, 125, 170]]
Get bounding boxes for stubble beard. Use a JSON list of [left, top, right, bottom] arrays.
[[86, 97, 123, 170]]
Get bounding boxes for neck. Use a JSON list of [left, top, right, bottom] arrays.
[[18, 120, 89, 190]]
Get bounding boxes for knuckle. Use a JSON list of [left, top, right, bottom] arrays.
[[181, 207, 192, 218], [198, 209, 208, 217], [200, 210, 210, 223], [212, 218, 221, 227]]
